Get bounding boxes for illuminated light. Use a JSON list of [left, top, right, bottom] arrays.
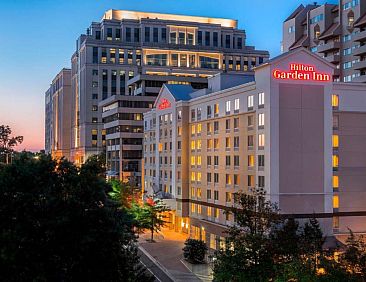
[[158, 98, 171, 110], [273, 63, 331, 82]]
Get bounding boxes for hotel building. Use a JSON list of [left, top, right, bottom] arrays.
[[70, 9, 270, 183], [282, 0, 366, 83], [143, 48, 366, 249], [44, 68, 72, 159]]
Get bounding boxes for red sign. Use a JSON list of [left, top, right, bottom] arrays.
[[273, 63, 331, 82], [158, 99, 171, 110]]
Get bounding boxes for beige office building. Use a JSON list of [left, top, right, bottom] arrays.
[[89, 10, 269, 184], [282, 0, 366, 83], [144, 48, 366, 249], [45, 68, 72, 159]]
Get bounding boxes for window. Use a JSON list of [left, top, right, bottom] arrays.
[[214, 156, 219, 166], [191, 156, 196, 166], [191, 109, 196, 121], [191, 124, 196, 135], [213, 32, 218, 47], [332, 94, 339, 108], [92, 94, 98, 100], [258, 155, 265, 167], [198, 31, 202, 45], [225, 137, 231, 149], [234, 174, 239, 185], [333, 175, 339, 189], [207, 172, 212, 183], [226, 192, 232, 203], [258, 134, 265, 148], [288, 26, 295, 33], [177, 126, 182, 136], [207, 189, 212, 199], [234, 118, 239, 130], [258, 176, 265, 188], [92, 105, 98, 111], [248, 155, 254, 167], [234, 155, 239, 167], [226, 119, 230, 131], [226, 101, 231, 114], [333, 135, 339, 148], [177, 110, 182, 120], [248, 95, 254, 109], [214, 190, 219, 200], [333, 115, 339, 129], [343, 34, 351, 42], [191, 172, 196, 182], [226, 155, 231, 166], [343, 48, 352, 56], [161, 28, 167, 42], [214, 173, 219, 184], [134, 28, 140, 42], [333, 195, 339, 209], [145, 27, 150, 42], [207, 123, 212, 135], [205, 31, 210, 46], [310, 14, 324, 24], [125, 27, 131, 42], [191, 140, 196, 150], [197, 172, 202, 182], [226, 174, 232, 185], [207, 105, 212, 118], [248, 135, 254, 147], [207, 156, 212, 166], [153, 27, 158, 43], [333, 155, 339, 170], [248, 175, 254, 187], [207, 139, 213, 150], [214, 104, 219, 116], [234, 136, 239, 149], [257, 114, 264, 129], [107, 28, 112, 40], [95, 31, 101, 40], [212, 122, 219, 135], [343, 61, 352, 69], [258, 92, 264, 107], [234, 98, 240, 112], [197, 155, 202, 166]]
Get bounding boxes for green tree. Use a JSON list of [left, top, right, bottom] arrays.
[[108, 179, 141, 209], [341, 229, 366, 279], [0, 125, 23, 164], [213, 188, 282, 281], [0, 153, 152, 281], [130, 197, 170, 242], [183, 239, 208, 264]]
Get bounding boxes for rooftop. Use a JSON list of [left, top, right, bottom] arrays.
[[102, 9, 237, 28]]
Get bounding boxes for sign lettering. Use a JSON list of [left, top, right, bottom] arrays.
[[158, 99, 171, 110], [273, 63, 331, 82]]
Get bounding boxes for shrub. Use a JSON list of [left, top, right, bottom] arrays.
[[183, 238, 208, 264]]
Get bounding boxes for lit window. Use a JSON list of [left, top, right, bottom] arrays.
[[214, 104, 219, 116], [191, 140, 196, 150], [191, 124, 196, 135], [258, 113, 265, 127], [226, 192, 232, 202], [207, 207, 212, 217], [158, 143, 163, 152], [333, 155, 339, 169], [248, 95, 254, 109], [333, 216, 339, 229], [333, 175, 339, 189], [214, 139, 219, 149], [226, 137, 231, 149], [197, 123, 202, 134], [197, 139, 202, 150], [234, 98, 240, 111], [207, 139, 213, 149], [332, 94, 339, 108], [191, 172, 196, 181], [226, 101, 231, 114], [197, 155, 202, 166], [197, 172, 202, 182], [258, 134, 265, 148], [258, 92, 264, 107], [226, 174, 232, 185], [248, 155, 255, 167], [333, 135, 339, 148], [333, 195, 339, 209], [177, 126, 182, 136], [191, 156, 196, 166]]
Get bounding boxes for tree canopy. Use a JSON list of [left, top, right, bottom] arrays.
[[0, 153, 152, 281]]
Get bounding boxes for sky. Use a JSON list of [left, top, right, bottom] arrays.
[[0, 0, 331, 152]]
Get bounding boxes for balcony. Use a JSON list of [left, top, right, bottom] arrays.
[[317, 41, 340, 53], [352, 75, 366, 83], [353, 30, 366, 43], [353, 60, 366, 70], [325, 54, 340, 63], [353, 44, 366, 56]]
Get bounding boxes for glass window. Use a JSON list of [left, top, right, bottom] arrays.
[[234, 98, 240, 111], [258, 92, 264, 106]]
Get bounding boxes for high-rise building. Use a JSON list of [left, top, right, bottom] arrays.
[[143, 48, 366, 248], [282, 0, 366, 83], [94, 9, 269, 184], [44, 68, 72, 159]]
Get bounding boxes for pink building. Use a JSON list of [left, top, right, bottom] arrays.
[[143, 48, 366, 248]]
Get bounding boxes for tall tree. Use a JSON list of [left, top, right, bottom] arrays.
[[130, 197, 170, 242], [341, 229, 366, 278], [213, 188, 282, 281], [0, 125, 23, 164], [0, 153, 152, 281]]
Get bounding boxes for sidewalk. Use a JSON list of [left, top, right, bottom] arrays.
[[138, 229, 203, 282]]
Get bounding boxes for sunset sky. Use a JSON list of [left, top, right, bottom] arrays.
[[0, 0, 330, 152]]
